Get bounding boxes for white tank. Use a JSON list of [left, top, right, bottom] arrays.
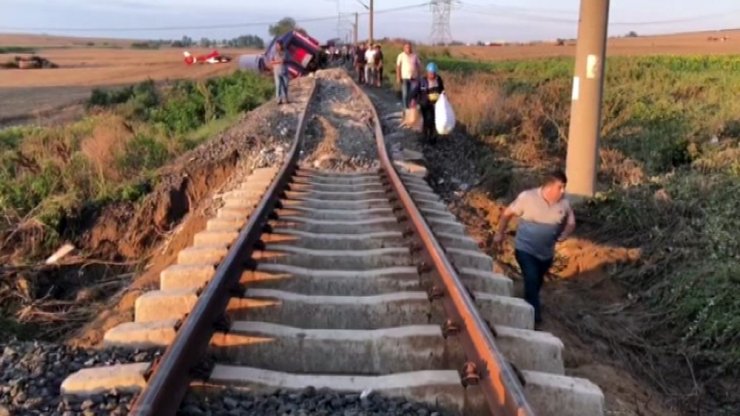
[[238, 54, 266, 72]]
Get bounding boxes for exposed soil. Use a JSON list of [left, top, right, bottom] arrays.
[[67, 76, 315, 348], [365, 83, 681, 415]]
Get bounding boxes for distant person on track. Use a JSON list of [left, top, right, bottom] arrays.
[[411, 62, 445, 143], [494, 170, 576, 326], [354, 43, 367, 84], [372, 44, 384, 87], [395, 42, 421, 111], [364, 42, 377, 87], [271, 41, 289, 105]]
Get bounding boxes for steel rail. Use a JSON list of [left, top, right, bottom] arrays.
[[354, 83, 536, 416], [128, 80, 318, 416]]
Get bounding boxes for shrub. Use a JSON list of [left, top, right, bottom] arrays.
[[88, 86, 135, 108], [0, 46, 36, 54], [116, 134, 171, 176]]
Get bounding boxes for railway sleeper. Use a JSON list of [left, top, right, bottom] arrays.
[[267, 217, 400, 234], [209, 321, 564, 375], [281, 197, 391, 210], [261, 228, 405, 250], [273, 206, 394, 221], [285, 189, 390, 201], [62, 361, 603, 416], [288, 182, 386, 193], [226, 289, 533, 330], [252, 246, 413, 270]]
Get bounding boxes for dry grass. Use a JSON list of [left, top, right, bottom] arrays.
[[80, 114, 135, 181], [444, 71, 563, 168]]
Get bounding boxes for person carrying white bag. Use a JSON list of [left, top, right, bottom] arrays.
[[435, 91, 455, 136], [411, 62, 446, 144]]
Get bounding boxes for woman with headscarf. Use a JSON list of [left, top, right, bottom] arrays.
[[412, 62, 445, 143]]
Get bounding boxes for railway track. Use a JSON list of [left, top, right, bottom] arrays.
[[61, 70, 604, 415]]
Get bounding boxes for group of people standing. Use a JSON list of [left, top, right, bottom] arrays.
[[352, 42, 384, 87]]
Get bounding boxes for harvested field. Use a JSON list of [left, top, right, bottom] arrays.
[[447, 29, 740, 61], [0, 34, 259, 125]]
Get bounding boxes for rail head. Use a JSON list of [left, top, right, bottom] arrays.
[[128, 80, 318, 416], [352, 81, 536, 416]]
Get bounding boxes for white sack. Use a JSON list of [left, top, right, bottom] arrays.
[[435, 92, 456, 135]]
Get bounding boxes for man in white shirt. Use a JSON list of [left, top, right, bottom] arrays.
[[395, 42, 421, 110], [364, 43, 377, 87]]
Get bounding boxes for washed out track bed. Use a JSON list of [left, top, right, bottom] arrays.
[[58, 69, 604, 416]]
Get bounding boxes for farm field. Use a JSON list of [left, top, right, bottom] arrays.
[[448, 29, 740, 60], [0, 34, 259, 125]]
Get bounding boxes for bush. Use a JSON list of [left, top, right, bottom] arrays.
[[131, 42, 159, 50], [88, 86, 135, 108], [153, 83, 206, 134], [0, 46, 36, 54], [116, 134, 171, 176]]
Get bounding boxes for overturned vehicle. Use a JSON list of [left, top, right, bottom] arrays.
[[238, 30, 326, 78]]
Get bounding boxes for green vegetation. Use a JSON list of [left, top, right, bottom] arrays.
[[130, 41, 160, 50], [434, 53, 740, 405], [0, 46, 37, 54], [0, 71, 272, 260]]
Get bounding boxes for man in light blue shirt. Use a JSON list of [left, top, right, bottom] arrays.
[[494, 170, 576, 325]]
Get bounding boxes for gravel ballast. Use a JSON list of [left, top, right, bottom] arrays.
[[178, 388, 453, 416], [0, 340, 160, 416]]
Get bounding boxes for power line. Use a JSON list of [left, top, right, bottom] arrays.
[[430, 0, 459, 45], [0, 3, 431, 33]]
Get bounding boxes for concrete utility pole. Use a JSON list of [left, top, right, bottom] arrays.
[[369, 0, 374, 45], [565, 0, 610, 198], [354, 12, 359, 44]]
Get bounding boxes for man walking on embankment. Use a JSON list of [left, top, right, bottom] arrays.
[[395, 42, 421, 112], [494, 170, 576, 326]]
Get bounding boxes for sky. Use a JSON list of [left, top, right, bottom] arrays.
[[1, 0, 739, 44]]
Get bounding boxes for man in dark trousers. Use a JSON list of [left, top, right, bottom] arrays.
[[354, 43, 366, 84], [412, 62, 444, 143], [270, 41, 289, 105], [494, 170, 576, 326]]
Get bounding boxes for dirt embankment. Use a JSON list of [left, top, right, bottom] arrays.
[[0, 77, 316, 346], [67, 76, 315, 347]]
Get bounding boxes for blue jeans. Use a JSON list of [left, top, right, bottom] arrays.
[[401, 79, 415, 109], [515, 249, 553, 323], [274, 71, 288, 102]]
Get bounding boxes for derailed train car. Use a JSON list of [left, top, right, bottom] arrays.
[[238, 30, 325, 78]]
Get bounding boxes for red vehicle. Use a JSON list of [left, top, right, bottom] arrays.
[[238, 30, 323, 78], [183, 50, 232, 65]]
